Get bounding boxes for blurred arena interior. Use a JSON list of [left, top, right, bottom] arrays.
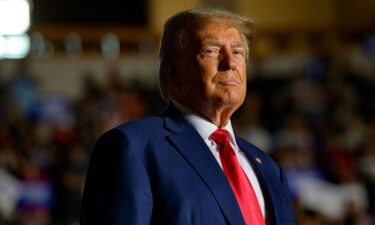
[[0, 0, 374, 225]]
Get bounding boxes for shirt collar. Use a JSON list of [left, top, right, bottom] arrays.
[[172, 100, 238, 149]]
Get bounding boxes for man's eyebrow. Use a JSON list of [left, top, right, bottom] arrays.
[[202, 39, 244, 48], [202, 39, 221, 46]]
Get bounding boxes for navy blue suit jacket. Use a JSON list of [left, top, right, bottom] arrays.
[[80, 105, 295, 225]]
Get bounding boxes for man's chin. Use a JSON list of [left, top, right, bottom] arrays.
[[222, 88, 245, 100], [217, 94, 245, 109]]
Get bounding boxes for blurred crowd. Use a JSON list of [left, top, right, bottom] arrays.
[[0, 34, 374, 225]]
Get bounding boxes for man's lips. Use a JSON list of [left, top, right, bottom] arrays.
[[216, 77, 241, 85]]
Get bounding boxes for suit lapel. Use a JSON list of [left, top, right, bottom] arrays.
[[162, 105, 246, 225], [236, 138, 285, 225]]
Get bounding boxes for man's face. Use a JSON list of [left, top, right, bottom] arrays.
[[173, 21, 247, 115]]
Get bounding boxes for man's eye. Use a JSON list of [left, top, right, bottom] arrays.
[[203, 49, 219, 57], [233, 50, 244, 56]]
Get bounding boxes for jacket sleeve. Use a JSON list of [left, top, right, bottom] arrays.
[[80, 128, 153, 225]]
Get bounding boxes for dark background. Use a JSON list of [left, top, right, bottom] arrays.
[[32, 0, 148, 25]]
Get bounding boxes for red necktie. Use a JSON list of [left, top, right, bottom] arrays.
[[211, 129, 265, 225]]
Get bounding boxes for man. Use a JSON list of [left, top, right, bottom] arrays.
[[80, 8, 295, 225]]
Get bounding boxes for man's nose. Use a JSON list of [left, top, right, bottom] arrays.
[[218, 49, 235, 71]]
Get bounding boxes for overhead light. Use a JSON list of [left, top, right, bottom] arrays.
[[0, 35, 30, 59], [101, 33, 120, 60], [0, 0, 30, 35], [64, 33, 83, 58]]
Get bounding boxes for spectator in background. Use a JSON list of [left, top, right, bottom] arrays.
[[5, 61, 38, 120], [236, 92, 274, 154], [0, 150, 22, 223]]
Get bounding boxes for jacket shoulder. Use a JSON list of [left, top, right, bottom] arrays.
[[95, 116, 165, 152], [116, 116, 163, 131], [103, 116, 164, 139]]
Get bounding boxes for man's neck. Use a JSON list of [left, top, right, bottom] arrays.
[[171, 99, 233, 128]]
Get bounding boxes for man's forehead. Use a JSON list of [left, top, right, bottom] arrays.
[[193, 23, 244, 46]]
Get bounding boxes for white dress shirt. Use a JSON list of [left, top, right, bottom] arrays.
[[172, 101, 266, 217]]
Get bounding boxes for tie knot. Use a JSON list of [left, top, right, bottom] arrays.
[[210, 129, 230, 145]]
